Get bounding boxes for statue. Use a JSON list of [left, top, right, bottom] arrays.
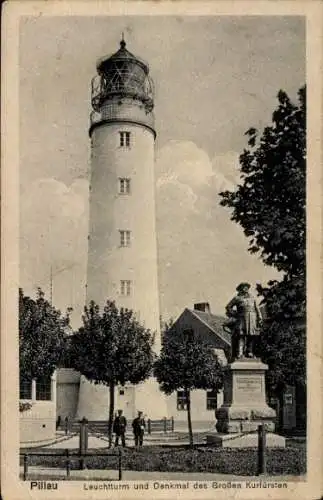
[[223, 283, 262, 360]]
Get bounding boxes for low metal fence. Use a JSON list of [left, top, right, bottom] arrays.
[[21, 447, 123, 481], [147, 417, 174, 434], [59, 416, 175, 435]]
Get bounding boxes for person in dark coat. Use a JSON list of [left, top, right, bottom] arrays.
[[113, 409, 127, 447], [132, 411, 146, 448]]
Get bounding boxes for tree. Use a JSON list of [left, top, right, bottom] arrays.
[[70, 300, 155, 447], [154, 325, 223, 447], [19, 287, 70, 381], [220, 86, 306, 398]]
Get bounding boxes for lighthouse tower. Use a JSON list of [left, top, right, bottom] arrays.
[[76, 39, 166, 420]]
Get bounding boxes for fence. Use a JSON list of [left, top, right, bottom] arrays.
[[60, 416, 175, 435], [21, 448, 123, 481], [147, 417, 174, 434]]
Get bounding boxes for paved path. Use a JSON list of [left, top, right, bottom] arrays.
[[25, 431, 198, 449], [20, 465, 306, 482]]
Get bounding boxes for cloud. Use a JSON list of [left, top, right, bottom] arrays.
[[156, 141, 237, 221], [156, 141, 238, 199], [156, 140, 214, 188], [155, 141, 278, 319], [20, 178, 89, 325]]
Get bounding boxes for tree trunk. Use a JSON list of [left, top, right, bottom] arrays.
[[108, 381, 115, 448], [185, 387, 193, 448]]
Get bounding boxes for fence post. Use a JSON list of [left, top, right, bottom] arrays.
[[171, 416, 174, 433], [257, 424, 266, 475], [163, 417, 167, 433], [79, 418, 88, 453], [23, 454, 28, 481], [147, 419, 151, 435], [118, 447, 122, 481], [66, 449, 70, 478], [65, 416, 69, 435], [79, 417, 88, 469]]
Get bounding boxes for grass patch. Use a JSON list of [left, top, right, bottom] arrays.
[[20, 444, 306, 476]]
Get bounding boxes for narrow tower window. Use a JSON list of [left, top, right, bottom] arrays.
[[119, 131, 131, 148], [120, 280, 132, 296], [119, 230, 131, 247], [176, 390, 187, 411], [36, 377, 52, 401], [20, 379, 32, 400], [119, 178, 131, 194], [206, 390, 218, 410]]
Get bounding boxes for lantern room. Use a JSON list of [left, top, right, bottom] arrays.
[[91, 39, 154, 113]]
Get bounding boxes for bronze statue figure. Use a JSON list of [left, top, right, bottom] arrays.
[[223, 282, 262, 360]]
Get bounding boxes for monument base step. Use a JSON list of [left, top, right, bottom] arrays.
[[206, 432, 286, 448]]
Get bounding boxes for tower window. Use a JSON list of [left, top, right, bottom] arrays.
[[119, 230, 131, 247], [206, 390, 218, 410], [120, 280, 132, 296], [20, 379, 32, 400], [176, 390, 187, 411], [119, 131, 131, 148], [36, 377, 52, 401], [119, 178, 131, 194]]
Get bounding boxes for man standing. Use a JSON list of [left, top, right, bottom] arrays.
[[132, 411, 146, 448], [113, 409, 127, 447]]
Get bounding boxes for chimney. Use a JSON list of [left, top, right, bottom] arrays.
[[194, 302, 210, 314]]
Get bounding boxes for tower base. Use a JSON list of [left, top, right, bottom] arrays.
[[76, 376, 168, 421]]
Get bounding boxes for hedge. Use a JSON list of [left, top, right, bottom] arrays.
[[21, 445, 306, 476]]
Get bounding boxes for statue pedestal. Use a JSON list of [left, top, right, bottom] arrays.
[[207, 359, 285, 448]]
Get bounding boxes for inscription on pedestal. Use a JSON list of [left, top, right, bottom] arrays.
[[235, 376, 262, 402], [236, 377, 262, 392]]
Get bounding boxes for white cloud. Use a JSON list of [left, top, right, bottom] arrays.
[[211, 152, 240, 193], [155, 141, 278, 319], [156, 141, 238, 198], [20, 178, 89, 326], [156, 140, 213, 187]]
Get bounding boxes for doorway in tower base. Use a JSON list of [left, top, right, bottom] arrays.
[[116, 386, 136, 421]]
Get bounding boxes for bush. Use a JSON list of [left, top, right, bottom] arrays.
[[21, 444, 306, 476]]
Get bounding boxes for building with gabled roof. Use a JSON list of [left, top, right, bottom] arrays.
[[164, 302, 230, 430]]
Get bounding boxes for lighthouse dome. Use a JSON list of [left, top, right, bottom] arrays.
[[92, 39, 154, 112]]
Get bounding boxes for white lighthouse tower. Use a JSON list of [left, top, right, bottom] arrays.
[[76, 38, 166, 420]]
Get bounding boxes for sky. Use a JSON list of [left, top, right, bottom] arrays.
[[19, 15, 305, 327]]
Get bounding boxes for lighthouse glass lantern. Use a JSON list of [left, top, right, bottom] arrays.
[[90, 39, 155, 128]]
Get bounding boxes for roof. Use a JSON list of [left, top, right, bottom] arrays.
[[187, 308, 231, 345], [96, 40, 149, 74]]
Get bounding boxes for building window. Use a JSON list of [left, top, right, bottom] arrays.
[[36, 377, 52, 401], [177, 390, 187, 411], [119, 131, 131, 148], [206, 390, 218, 410], [120, 280, 132, 296], [20, 379, 32, 400], [119, 178, 131, 195], [119, 230, 131, 247]]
